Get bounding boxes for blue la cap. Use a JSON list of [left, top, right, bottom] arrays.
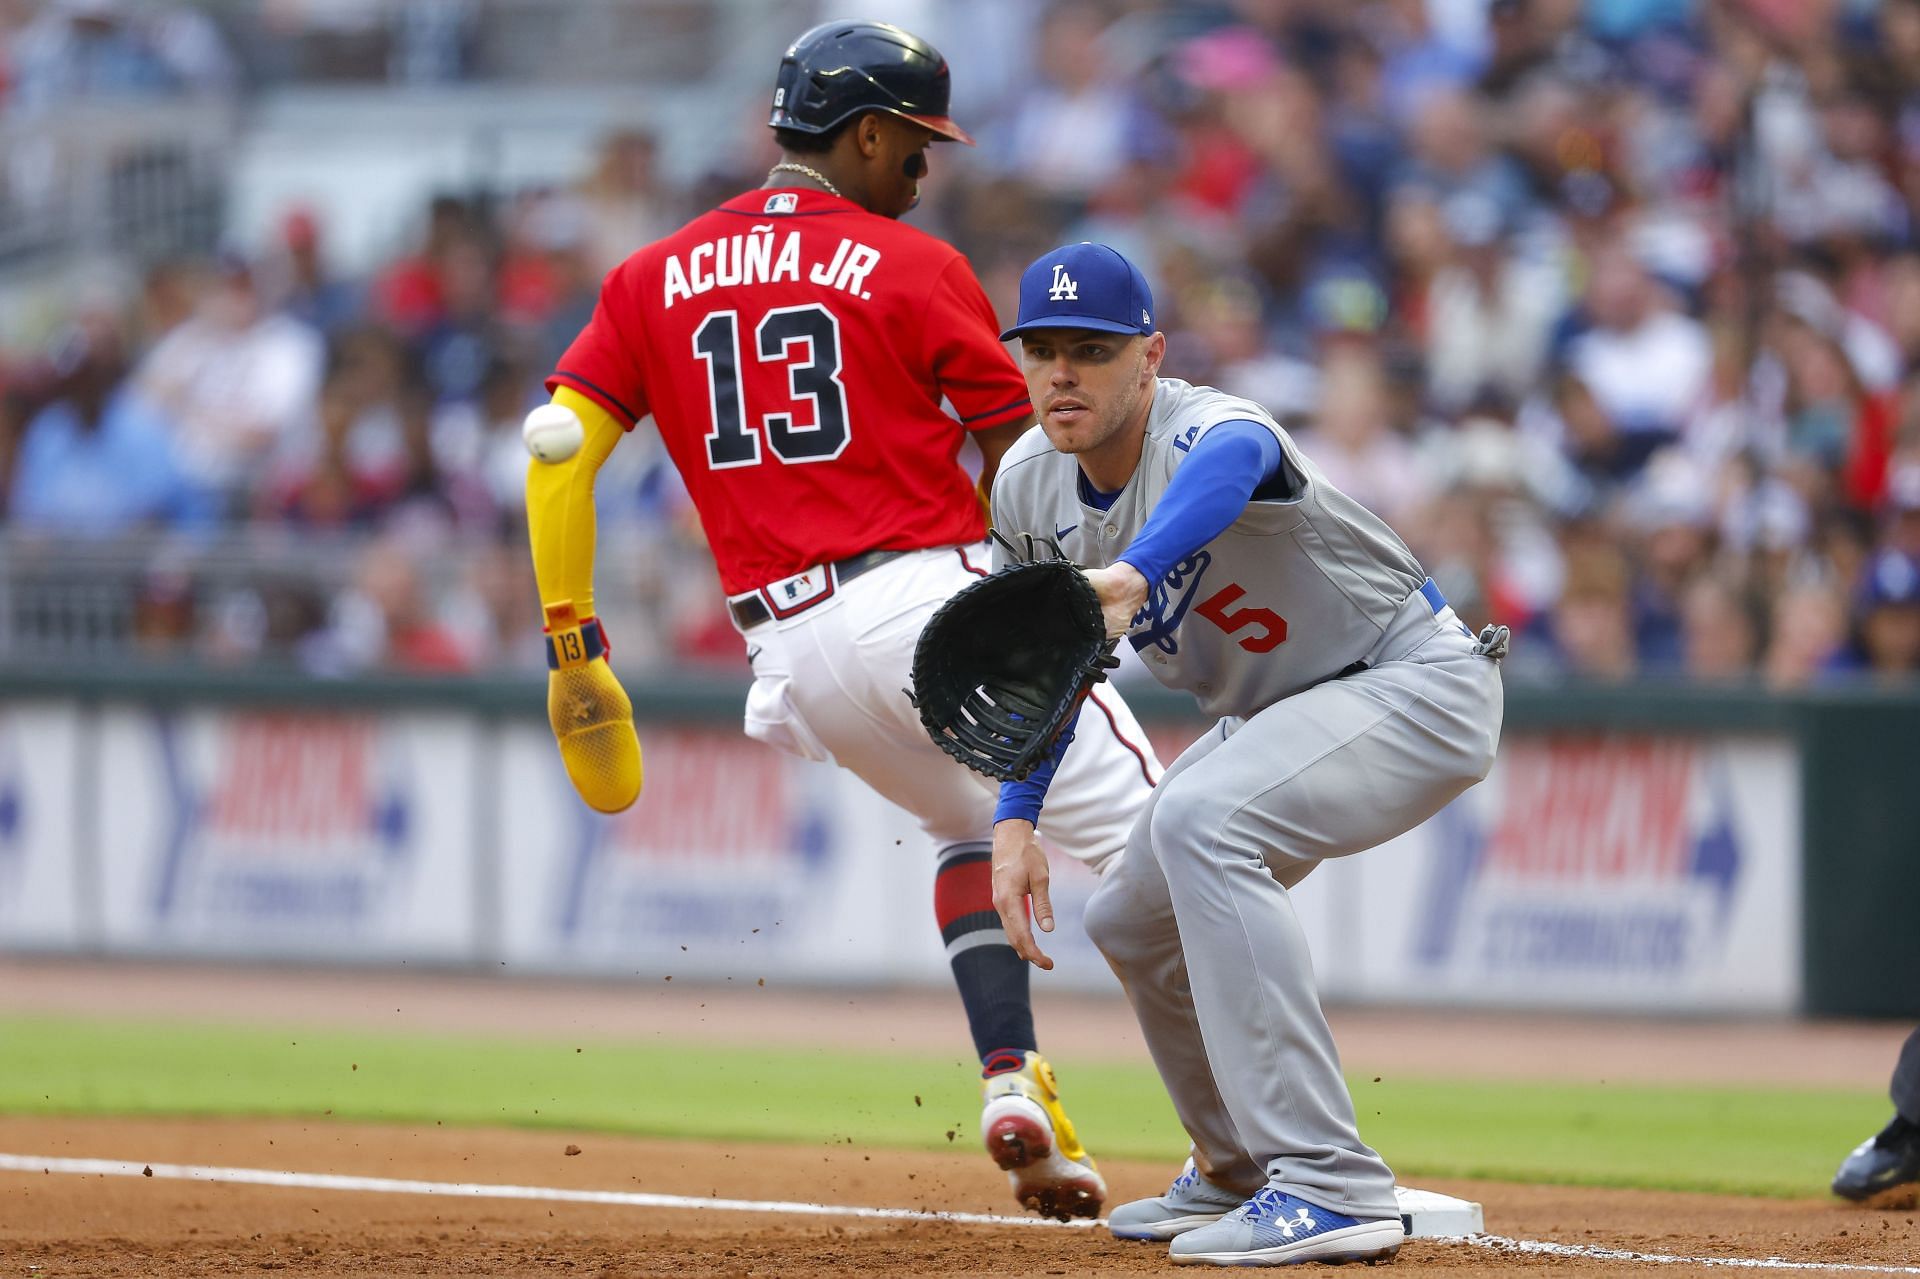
[[1000, 242, 1155, 342]]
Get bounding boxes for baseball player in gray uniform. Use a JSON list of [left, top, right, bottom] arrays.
[[985, 242, 1508, 1266]]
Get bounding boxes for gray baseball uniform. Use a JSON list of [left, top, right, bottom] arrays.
[[991, 376, 1505, 1220]]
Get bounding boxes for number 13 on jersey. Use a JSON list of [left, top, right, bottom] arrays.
[[694, 302, 850, 468]]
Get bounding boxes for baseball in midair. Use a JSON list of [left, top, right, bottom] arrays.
[[522, 403, 585, 463]]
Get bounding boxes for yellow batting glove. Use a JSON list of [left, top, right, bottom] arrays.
[[544, 601, 642, 813]]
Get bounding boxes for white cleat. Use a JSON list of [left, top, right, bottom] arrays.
[[979, 1051, 1106, 1220]]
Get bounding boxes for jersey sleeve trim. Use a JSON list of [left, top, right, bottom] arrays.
[[1194, 411, 1285, 453], [547, 370, 640, 429], [961, 393, 1033, 427]]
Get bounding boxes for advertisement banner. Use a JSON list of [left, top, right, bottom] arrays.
[[0, 705, 81, 947], [1339, 734, 1801, 1012], [496, 723, 922, 981], [1, 696, 1802, 1014], [94, 708, 479, 960]]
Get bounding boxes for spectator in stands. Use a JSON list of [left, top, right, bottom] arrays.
[[298, 533, 469, 676], [135, 251, 324, 517], [1375, 5, 1487, 126], [1392, 84, 1528, 230], [1764, 578, 1853, 688], [1628, 451, 1719, 671], [1771, 303, 1897, 514], [10, 314, 206, 535], [1854, 549, 1920, 678], [1680, 576, 1763, 682], [526, 198, 601, 374], [136, 258, 204, 352], [1540, 369, 1642, 502], [270, 207, 361, 338], [1478, 0, 1556, 103], [576, 130, 673, 277], [442, 538, 543, 672], [0, 0, 1916, 683], [1562, 244, 1713, 475], [371, 195, 475, 338], [267, 354, 390, 531], [998, 0, 1150, 205], [8, 0, 235, 115], [1883, 464, 1920, 558], [447, 351, 539, 518], [1537, 541, 1640, 681], [381, 354, 495, 538], [388, 0, 477, 85], [1179, 276, 1319, 426], [412, 227, 509, 407], [1423, 188, 1563, 413], [1292, 343, 1427, 521]]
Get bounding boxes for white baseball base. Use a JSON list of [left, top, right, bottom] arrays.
[[1394, 1184, 1484, 1237]]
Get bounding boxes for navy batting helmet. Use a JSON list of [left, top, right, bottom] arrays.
[[769, 20, 975, 145]]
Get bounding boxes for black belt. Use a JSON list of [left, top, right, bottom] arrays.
[[728, 549, 910, 629]]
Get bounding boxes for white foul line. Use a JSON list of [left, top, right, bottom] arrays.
[[4, 1152, 1917, 1275], [0, 1152, 1096, 1230], [1467, 1235, 1920, 1275]]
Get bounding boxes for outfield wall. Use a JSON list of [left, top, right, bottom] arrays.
[[0, 670, 1911, 1017]]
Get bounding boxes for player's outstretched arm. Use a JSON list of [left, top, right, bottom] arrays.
[[991, 818, 1055, 970], [526, 388, 642, 813]]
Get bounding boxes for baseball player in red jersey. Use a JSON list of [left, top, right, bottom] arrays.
[[525, 21, 1160, 1218]]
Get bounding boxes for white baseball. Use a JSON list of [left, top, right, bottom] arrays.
[[522, 403, 585, 464]]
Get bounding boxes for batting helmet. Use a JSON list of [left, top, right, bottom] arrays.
[[768, 20, 975, 146]]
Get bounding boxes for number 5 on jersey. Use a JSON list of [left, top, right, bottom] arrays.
[[1195, 584, 1288, 653], [694, 303, 850, 468]]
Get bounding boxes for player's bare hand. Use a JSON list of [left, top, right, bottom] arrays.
[[1083, 562, 1149, 639], [991, 819, 1054, 970]]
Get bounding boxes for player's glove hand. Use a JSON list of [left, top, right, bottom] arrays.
[[544, 602, 642, 813], [908, 542, 1119, 782]]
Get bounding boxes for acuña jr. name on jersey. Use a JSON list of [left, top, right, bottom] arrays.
[[663, 224, 882, 308]]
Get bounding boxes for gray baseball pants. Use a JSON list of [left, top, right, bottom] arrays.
[[1084, 593, 1503, 1219]]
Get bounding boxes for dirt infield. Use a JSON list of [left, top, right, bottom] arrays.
[[2, 960, 1917, 1276], [3, 1116, 1917, 1277]]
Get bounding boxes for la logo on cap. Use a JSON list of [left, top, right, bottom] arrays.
[[1048, 263, 1078, 301]]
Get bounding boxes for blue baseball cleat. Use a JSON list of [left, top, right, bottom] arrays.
[[1168, 1185, 1402, 1266]]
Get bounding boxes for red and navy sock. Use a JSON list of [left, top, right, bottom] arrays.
[[934, 842, 1036, 1072]]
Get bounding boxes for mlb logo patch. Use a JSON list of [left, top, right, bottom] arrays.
[[765, 192, 798, 214]]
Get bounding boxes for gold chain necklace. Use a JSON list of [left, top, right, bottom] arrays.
[[767, 162, 842, 198]]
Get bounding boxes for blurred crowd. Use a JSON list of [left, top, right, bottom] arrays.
[[3, 0, 1920, 685]]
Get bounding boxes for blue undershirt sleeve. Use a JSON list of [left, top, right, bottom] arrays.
[[1116, 420, 1284, 587], [993, 706, 1080, 826]]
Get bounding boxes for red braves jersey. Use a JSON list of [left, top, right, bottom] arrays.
[[548, 187, 1033, 596]]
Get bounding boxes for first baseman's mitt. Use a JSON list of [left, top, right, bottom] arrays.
[[910, 549, 1121, 782]]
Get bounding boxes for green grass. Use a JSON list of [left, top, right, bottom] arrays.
[[0, 1015, 1886, 1199]]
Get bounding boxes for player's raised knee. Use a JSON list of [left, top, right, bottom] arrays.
[[1082, 873, 1129, 959], [1145, 775, 1225, 861]]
